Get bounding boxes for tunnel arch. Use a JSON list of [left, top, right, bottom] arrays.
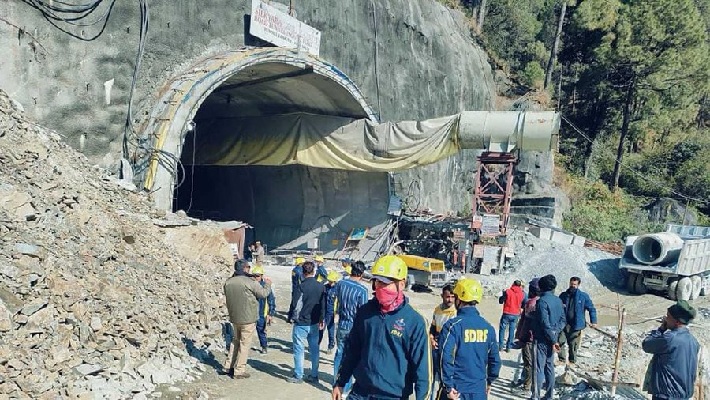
[[140, 47, 389, 252]]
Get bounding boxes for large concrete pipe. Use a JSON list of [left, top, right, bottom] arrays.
[[632, 232, 685, 265]]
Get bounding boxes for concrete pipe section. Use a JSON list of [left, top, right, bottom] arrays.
[[632, 232, 685, 265]]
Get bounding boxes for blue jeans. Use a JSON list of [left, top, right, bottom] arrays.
[[498, 314, 519, 349], [319, 315, 336, 349], [256, 318, 268, 348], [292, 324, 320, 379], [333, 327, 353, 394], [533, 340, 555, 400]]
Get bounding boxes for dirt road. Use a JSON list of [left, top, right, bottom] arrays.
[[161, 264, 710, 400]]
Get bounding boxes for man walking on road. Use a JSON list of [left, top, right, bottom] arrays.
[[251, 265, 276, 355], [319, 270, 340, 353], [531, 274, 565, 400], [331, 260, 369, 396], [498, 279, 526, 352], [558, 277, 597, 364], [438, 278, 501, 400], [223, 259, 272, 379], [429, 285, 457, 399], [287, 261, 326, 384], [642, 300, 700, 400], [513, 278, 540, 396], [332, 255, 431, 400]]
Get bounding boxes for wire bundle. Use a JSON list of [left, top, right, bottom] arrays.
[[20, 0, 118, 41]]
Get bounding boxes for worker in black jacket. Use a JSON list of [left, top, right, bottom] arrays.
[[287, 261, 326, 384]]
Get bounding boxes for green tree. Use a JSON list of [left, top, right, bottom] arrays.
[[576, 0, 709, 190]]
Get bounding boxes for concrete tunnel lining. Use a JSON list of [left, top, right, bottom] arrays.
[[142, 47, 390, 252]]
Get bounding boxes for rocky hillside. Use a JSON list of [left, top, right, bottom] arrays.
[[0, 90, 232, 399]]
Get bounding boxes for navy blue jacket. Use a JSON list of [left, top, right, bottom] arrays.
[[291, 265, 304, 289], [324, 283, 337, 321], [559, 289, 597, 331], [439, 307, 501, 398], [257, 280, 276, 320], [642, 326, 699, 399], [335, 298, 432, 400], [531, 291, 566, 345]]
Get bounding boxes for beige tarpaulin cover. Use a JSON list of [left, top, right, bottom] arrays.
[[185, 111, 558, 171]]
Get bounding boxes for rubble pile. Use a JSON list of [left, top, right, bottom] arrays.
[[482, 229, 623, 296], [0, 90, 232, 399]]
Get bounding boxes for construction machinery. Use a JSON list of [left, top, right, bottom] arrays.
[[395, 254, 449, 288], [620, 224, 710, 301]]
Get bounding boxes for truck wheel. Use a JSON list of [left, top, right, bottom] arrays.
[[668, 280, 678, 300], [633, 275, 647, 295], [626, 274, 638, 294], [676, 277, 693, 301], [691, 276, 702, 300]]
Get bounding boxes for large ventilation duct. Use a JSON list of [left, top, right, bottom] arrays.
[[184, 111, 560, 171], [632, 232, 685, 265]]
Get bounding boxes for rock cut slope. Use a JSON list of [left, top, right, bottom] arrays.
[[0, 89, 232, 399]]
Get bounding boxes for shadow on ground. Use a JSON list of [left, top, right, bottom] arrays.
[[586, 258, 627, 293], [182, 337, 223, 372]]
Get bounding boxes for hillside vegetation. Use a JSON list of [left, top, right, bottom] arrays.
[[444, 0, 710, 239]]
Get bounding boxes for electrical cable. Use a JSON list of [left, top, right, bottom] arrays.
[[560, 115, 708, 206], [20, 0, 117, 41]]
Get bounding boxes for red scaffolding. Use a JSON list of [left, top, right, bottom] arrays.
[[471, 152, 517, 236]]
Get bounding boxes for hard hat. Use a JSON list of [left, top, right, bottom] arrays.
[[453, 278, 483, 303], [327, 270, 341, 282], [315, 255, 325, 263], [295, 257, 306, 265], [251, 265, 265, 276], [371, 255, 407, 283], [344, 265, 352, 275]]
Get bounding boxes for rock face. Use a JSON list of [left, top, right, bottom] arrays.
[[0, 0, 495, 215], [0, 89, 232, 398]]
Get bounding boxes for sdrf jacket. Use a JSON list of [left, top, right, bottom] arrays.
[[335, 297, 432, 400], [439, 306, 501, 398], [224, 275, 272, 325], [531, 290, 566, 345], [559, 289, 597, 331], [257, 280, 276, 320], [642, 326, 699, 399]]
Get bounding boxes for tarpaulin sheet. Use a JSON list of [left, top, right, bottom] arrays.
[[185, 113, 460, 172]]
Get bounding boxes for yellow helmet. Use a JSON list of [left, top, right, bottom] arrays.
[[295, 257, 306, 265], [315, 255, 325, 263], [453, 278, 483, 303], [251, 265, 265, 275], [344, 264, 352, 275], [327, 270, 341, 282], [372, 255, 408, 282]]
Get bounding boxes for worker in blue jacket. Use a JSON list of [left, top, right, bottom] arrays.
[[531, 274, 566, 400], [251, 265, 276, 354], [558, 276, 597, 364], [319, 270, 340, 353], [332, 255, 432, 400], [642, 300, 700, 400], [438, 278, 501, 400]]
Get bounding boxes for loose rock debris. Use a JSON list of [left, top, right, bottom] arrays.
[[0, 89, 233, 398]]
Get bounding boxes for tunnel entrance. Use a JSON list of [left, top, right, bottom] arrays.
[[163, 51, 389, 252]]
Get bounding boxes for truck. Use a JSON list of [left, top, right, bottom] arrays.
[[620, 224, 710, 301]]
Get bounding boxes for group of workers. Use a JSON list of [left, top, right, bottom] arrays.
[[223, 253, 701, 400]]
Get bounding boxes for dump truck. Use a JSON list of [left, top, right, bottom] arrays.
[[620, 224, 710, 301], [395, 254, 452, 288]]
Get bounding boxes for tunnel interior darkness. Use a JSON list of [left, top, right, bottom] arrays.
[[173, 61, 390, 252]]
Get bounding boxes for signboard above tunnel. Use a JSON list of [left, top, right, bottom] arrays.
[[250, 0, 322, 56]]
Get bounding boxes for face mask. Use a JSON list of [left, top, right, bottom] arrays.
[[375, 285, 403, 313]]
